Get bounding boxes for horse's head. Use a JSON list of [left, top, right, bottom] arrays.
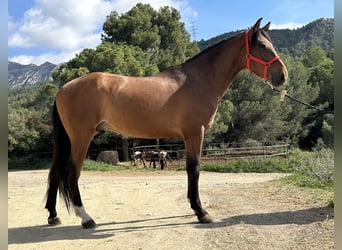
[[245, 18, 288, 87]]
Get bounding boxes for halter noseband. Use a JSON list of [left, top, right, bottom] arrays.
[[245, 30, 280, 81]]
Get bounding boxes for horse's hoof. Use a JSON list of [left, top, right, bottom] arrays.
[[48, 217, 61, 226], [82, 219, 97, 229], [198, 214, 213, 223]]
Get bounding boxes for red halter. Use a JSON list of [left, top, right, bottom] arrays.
[[245, 30, 280, 81]]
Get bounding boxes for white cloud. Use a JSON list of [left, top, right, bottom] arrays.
[[8, 0, 115, 50], [8, 0, 196, 65], [270, 22, 306, 30], [9, 50, 83, 66]]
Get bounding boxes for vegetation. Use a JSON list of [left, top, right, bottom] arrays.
[[8, 83, 58, 155], [199, 148, 333, 191], [8, 4, 334, 192], [198, 18, 334, 58], [282, 148, 334, 190], [201, 157, 292, 174], [53, 3, 199, 85]]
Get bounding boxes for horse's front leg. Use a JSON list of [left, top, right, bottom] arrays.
[[185, 132, 213, 223], [186, 155, 213, 223]]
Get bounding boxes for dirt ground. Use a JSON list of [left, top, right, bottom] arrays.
[[8, 170, 334, 250]]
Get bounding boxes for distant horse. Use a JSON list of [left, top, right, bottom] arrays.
[[45, 18, 288, 228], [132, 151, 142, 166], [132, 150, 170, 169], [142, 150, 170, 169]]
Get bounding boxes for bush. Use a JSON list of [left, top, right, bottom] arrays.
[[201, 157, 292, 173], [8, 155, 51, 170], [285, 148, 334, 190]]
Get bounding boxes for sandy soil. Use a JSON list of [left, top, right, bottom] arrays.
[[8, 170, 334, 249]]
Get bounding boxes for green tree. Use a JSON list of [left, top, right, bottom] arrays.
[[222, 71, 289, 145], [302, 46, 329, 68], [101, 3, 199, 71], [53, 43, 158, 85], [299, 48, 334, 148], [209, 53, 321, 147], [8, 83, 58, 155], [205, 99, 234, 144], [53, 3, 198, 84]]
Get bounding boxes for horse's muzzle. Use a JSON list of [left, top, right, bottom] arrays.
[[269, 62, 288, 86]]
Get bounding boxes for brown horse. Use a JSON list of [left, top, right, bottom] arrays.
[[45, 18, 288, 228], [140, 150, 170, 169]]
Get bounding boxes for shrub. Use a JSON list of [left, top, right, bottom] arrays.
[[201, 157, 292, 173], [285, 148, 334, 190]]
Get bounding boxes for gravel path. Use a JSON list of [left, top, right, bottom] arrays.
[[8, 170, 334, 249]]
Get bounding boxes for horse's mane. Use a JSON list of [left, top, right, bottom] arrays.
[[185, 28, 272, 64], [185, 34, 239, 63]]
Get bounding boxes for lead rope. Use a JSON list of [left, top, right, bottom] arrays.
[[265, 81, 334, 114]]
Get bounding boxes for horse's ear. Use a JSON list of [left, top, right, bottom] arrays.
[[252, 18, 263, 32], [262, 22, 271, 31]]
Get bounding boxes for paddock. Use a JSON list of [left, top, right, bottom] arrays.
[[9, 170, 333, 249], [131, 143, 290, 170]]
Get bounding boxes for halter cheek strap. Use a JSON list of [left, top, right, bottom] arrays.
[[245, 30, 280, 81]]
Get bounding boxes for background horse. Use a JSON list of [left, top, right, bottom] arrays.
[[132, 150, 170, 169], [45, 18, 288, 228], [142, 150, 170, 169]]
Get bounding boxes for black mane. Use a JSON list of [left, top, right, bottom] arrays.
[[185, 28, 272, 64], [185, 34, 239, 63]]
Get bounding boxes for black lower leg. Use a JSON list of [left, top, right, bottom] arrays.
[[186, 156, 212, 223], [45, 177, 61, 225]]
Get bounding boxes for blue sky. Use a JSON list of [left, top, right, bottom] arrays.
[[8, 0, 334, 65]]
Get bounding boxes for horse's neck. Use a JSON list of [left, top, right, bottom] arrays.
[[184, 33, 245, 99]]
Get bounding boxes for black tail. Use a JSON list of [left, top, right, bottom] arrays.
[[45, 101, 76, 212]]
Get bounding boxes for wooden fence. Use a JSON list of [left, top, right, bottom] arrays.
[[131, 144, 290, 170]]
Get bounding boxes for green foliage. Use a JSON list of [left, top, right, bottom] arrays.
[[8, 156, 159, 172], [8, 154, 51, 170], [200, 147, 333, 191], [212, 60, 314, 146], [8, 83, 58, 155], [82, 159, 130, 171], [198, 18, 334, 58], [53, 43, 159, 84], [283, 148, 334, 190], [297, 47, 334, 149], [54, 3, 199, 85], [205, 99, 234, 144], [302, 46, 329, 68], [320, 116, 334, 148], [203, 46, 333, 149], [102, 3, 199, 71], [201, 157, 292, 173]]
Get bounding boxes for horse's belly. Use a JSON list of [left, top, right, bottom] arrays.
[[104, 112, 182, 139]]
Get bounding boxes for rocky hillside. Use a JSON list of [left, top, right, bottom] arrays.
[[198, 18, 334, 57], [8, 61, 57, 88]]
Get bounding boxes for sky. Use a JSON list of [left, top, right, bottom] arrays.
[[8, 0, 334, 65]]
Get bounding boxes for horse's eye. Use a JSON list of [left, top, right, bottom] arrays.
[[258, 43, 266, 49]]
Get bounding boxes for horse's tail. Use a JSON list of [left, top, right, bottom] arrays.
[[46, 101, 75, 212]]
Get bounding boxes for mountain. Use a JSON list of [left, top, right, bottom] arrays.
[[8, 61, 57, 88], [198, 18, 334, 57]]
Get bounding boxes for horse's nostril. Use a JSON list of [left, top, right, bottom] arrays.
[[281, 74, 285, 81]]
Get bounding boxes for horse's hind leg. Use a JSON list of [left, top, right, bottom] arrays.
[[45, 167, 61, 225], [69, 136, 97, 228]]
